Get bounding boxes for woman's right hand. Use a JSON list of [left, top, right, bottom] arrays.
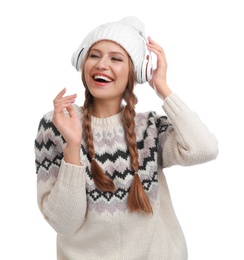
[[52, 88, 82, 147]]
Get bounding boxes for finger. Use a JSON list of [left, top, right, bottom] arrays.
[[54, 94, 77, 106], [53, 97, 77, 114], [65, 105, 78, 118], [53, 88, 67, 108], [147, 44, 166, 59], [147, 37, 160, 50], [147, 37, 164, 50], [53, 87, 77, 108], [147, 37, 166, 57], [53, 88, 66, 101], [53, 88, 77, 103], [147, 43, 167, 69], [53, 96, 77, 119]]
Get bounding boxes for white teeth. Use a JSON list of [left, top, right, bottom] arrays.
[[94, 75, 112, 82]]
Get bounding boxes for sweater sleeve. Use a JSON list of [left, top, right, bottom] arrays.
[[35, 112, 87, 235], [161, 93, 219, 168]]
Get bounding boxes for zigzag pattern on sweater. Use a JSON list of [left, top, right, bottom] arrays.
[[35, 110, 172, 213], [35, 116, 65, 181]]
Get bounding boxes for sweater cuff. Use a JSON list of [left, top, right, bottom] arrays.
[[163, 93, 189, 118], [58, 159, 86, 188]]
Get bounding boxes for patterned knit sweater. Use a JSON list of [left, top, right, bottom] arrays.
[[34, 93, 218, 260]]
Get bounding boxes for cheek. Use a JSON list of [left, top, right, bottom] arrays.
[[83, 63, 91, 83], [116, 66, 129, 82]]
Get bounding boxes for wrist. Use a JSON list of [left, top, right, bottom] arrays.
[[154, 84, 172, 100], [64, 144, 81, 166]]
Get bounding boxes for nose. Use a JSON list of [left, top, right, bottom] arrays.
[[96, 57, 109, 70]]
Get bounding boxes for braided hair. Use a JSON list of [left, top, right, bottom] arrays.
[[81, 52, 152, 214]]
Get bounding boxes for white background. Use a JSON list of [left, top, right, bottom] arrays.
[[0, 0, 243, 259]]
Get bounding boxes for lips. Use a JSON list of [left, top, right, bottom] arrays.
[[92, 74, 113, 83]]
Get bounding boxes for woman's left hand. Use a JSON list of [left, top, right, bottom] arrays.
[[146, 37, 172, 99]]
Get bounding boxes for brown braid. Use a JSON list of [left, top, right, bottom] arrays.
[[82, 75, 115, 192], [123, 65, 153, 214], [81, 49, 152, 213]]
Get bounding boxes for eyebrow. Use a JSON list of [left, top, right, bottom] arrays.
[[90, 48, 126, 57]]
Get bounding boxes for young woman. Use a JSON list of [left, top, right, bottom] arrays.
[[34, 16, 218, 260]]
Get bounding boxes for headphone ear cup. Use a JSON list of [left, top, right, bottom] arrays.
[[136, 58, 153, 84], [146, 57, 153, 82], [136, 60, 147, 84], [71, 46, 85, 71]]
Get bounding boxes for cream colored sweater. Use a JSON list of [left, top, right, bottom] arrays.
[[34, 93, 218, 260]]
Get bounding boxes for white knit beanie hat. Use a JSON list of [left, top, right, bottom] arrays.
[[71, 16, 151, 84]]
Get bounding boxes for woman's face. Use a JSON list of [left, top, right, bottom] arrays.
[[84, 40, 130, 102]]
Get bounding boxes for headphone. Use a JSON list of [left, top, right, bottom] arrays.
[[136, 31, 153, 84], [71, 29, 153, 84]]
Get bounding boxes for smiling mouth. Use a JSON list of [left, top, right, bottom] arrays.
[[93, 75, 113, 83]]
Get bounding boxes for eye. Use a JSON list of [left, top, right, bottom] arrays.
[[111, 57, 122, 62], [89, 54, 100, 58]]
